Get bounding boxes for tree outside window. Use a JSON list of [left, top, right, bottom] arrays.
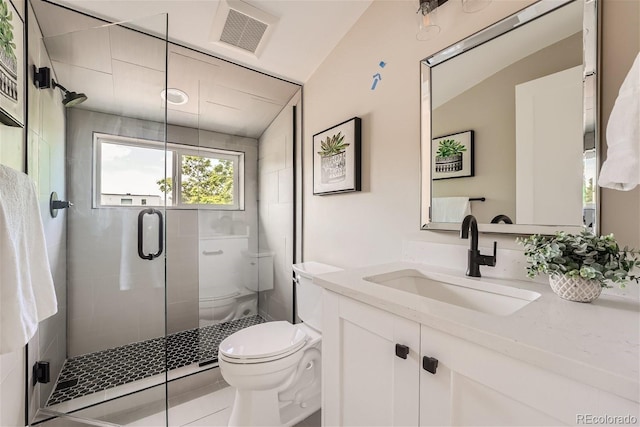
[[158, 155, 234, 205]]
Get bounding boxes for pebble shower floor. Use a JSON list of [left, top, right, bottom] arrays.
[[46, 315, 265, 406]]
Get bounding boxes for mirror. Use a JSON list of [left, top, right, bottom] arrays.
[[421, 0, 598, 234]]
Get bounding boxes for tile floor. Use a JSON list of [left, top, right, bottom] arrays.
[[127, 385, 320, 427], [47, 316, 265, 408], [38, 383, 320, 427], [37, 315, 320, 426]]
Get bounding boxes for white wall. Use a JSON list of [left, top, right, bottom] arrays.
[[303, 0, 538, 268], [303, 0, 640, 267]]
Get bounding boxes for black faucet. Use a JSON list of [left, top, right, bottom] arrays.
[[460, 214, 497, 277]]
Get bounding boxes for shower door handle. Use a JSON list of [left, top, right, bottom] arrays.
[[137, 208, 164, 260]]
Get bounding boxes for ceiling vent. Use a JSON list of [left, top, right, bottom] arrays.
[[210, 0, 278, 57]]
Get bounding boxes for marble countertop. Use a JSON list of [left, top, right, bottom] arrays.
[[314, 261, 640, 402]]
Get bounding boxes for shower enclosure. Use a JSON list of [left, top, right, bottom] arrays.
[[28, 1, 301, 425]]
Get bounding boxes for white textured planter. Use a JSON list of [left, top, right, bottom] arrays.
[[320, 152, 346, 183], [435, 153, 463, 173], [549, 275, 602, 303]]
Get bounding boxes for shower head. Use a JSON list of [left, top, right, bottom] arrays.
[[52, 80, 88, 107]]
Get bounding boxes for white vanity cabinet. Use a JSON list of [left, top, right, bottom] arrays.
[[323, 291, 640, 426], [322, 291, 420, 426], [419, 325, 607, 426]]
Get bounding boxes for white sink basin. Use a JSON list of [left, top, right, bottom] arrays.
[[363, 269, 540, 316]]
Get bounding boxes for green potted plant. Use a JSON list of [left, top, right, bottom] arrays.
[[435, 139, 466, 173], [318, 132, 349, 183], [518, 231, 640, 302]]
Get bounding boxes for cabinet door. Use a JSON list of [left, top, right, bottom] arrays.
[[323, 291, 420, 426], [420, 324, 564, 426], [419, 325, 639, 426]]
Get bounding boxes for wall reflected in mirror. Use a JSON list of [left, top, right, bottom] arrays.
[[421, 0, 598, 234]]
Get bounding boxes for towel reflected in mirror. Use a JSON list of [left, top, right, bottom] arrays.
[[432, 197, 471, 223]]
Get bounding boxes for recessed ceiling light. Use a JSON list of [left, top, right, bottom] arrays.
[[160, 88, 189, 105]]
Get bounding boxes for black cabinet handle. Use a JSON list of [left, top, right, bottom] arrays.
[[395, 344, 410, 359], [423, 356, 438, 374]]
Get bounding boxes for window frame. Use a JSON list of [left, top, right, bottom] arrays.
[[93, 133, 245, 210]]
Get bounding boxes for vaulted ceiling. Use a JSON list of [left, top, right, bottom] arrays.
[[35, 0, 373, 83], [31, 0, 372, 137]]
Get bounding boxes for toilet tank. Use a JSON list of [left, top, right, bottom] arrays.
[[292, 262, 342, 332], [241, 250, 274, 292]]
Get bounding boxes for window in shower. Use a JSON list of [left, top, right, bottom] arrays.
[[176, 152, 242, 209], [94, 133, 244, 209]]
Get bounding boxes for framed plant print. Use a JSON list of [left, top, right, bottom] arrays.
[[0, 0, 24, 127], [313, 117, 361, 195], [432, 130, 474, 180]]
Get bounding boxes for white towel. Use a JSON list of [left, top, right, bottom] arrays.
[[0, 165, 57, 354], [598, 52, 640, 191], [432, 197, 471, 222]]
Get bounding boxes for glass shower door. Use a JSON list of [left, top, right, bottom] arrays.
[[30, 10, 170, 426]]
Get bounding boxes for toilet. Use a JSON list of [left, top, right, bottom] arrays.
[[198, 239, 273, 327], [199, 284, 256, 325], [218, 261, 342, 427]]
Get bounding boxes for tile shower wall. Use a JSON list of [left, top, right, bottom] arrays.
[[0, 3, 66, 425], [28, 2, 68, 423], [0, 126, 24, 171], [166, 125, 260, 335], [0, 4, 26, 424], [66, 109, 165, 357], [66, 109, 258, 356], [257, 103, 295, 322]]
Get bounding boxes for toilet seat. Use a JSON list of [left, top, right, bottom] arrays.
[[219, 321, 308, 364]]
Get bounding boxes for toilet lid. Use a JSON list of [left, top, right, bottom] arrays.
[[219, 321, 307, 360]]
